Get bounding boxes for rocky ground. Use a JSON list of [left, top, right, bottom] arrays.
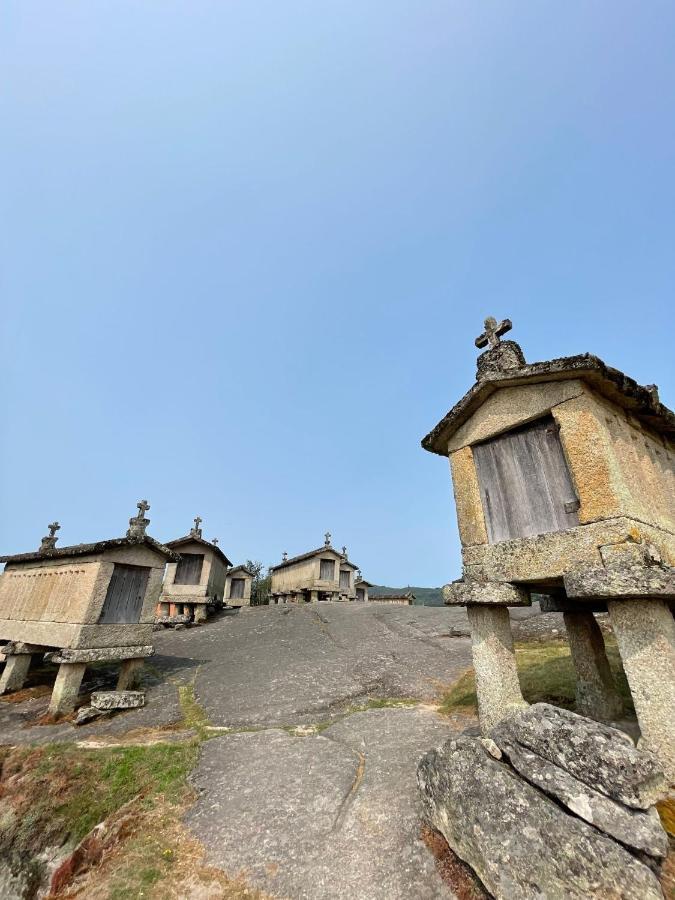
[[0, 602, 559, 899]]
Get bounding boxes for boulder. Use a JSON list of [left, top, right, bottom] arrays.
[[492, 727, 668, 859], [417, 736, 662, 900], [74, 705, 105, 725], [91, 691, 145, 711], [493, 703, 665, 809]]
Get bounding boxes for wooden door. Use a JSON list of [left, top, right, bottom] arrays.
[[174, 553, 204, 585], [229, 578, 245, 600], [473, 416, 580, 543], [99, 564, 150, 624]]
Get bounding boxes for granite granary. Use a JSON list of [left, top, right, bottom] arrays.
[[157, 517, 232, 623], [270, 534, 364, 604], [423, 317, 675, 781], [0, 502, 176, 715]]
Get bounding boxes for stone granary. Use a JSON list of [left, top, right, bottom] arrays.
[[224, 565, 254, 605], [367, 591, 415, 606], [157, 518, 231, 623], [270, 534, 361, 603], [0, 502, 177, 716], [422, 316, 675, 780], [355, 574, 371, 602]]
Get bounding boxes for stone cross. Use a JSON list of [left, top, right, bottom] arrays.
[[325, 531, 331, 547], [212, 537, 219, 545], [342, 546, 347, 557], [40, 521, 61, 552], [127, 499, 151, 540], [282, 551, 288, 561], [191, 516, 203, 538], [475, 316, 512, 350], [194, 516, 202, 531]]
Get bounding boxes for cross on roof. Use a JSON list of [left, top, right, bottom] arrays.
[[212, 537, 219, 545], [136, 499, 150, 518], [324, 531, 331, 546], [475, 316, 512, 350], [194, 516, 202, 531], [342, 546, 347, 556], [48, 522, 61, 538]]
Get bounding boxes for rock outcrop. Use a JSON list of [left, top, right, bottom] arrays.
[[417, 704, 668, 900]]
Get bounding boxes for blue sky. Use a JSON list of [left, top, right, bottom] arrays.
[[1, 2, 673, 585]]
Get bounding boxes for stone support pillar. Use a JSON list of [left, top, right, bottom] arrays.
[[194, 605, 207, 624], [310, 591, 319, 603], [117, 658, 144, 691], [608, 598, 675, 782], [563, 610, 623, 721], [48, 662, 87, 716], [169, 603, 177, 616], [160, 602, 170, 616], [466, 604, 527, 734], [296, 592, 304, 604], [0, 653, 32, 694]]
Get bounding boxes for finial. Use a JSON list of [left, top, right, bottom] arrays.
[[341, 545, 347, 557], [356, 568, 362, 580], [212, 537, 219, 545], [127, 499, 151, 540], [282, 550, 288, 562], [324, 531, 331, 547], [190, 516, 203, 538], [475, 316, 512, 350], [39, 521, 61, 553]]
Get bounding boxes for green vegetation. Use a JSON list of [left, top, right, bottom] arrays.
[[369, 585, 445, 605], [439, 637, 634, 716], [178, 683, 213, 740]]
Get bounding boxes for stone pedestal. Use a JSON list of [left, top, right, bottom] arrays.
[[563, 610, 623, 721], [48, 662, 87, 716], [608, 598, 675, 783], [117, 658, 144, 691], [467, 604, 527, 733], [0, 653, 32, 694], [194, 605, 207, 624], [160, 602, 170, 616], [310, 590, 319, 604]]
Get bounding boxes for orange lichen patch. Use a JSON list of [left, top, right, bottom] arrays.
[[554, 402, 622, 523], [450, 447, 488, 547], [1, 683, 52, 703], [421, 824, 488, 900], [657, 798, 675, 837]]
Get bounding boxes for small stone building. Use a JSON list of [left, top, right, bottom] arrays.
[[422, 317, 675, 780], [225, 565, 254, 605], [355, 576, 372, 602], [270, 534, 361, 604], [157, 518, 231, 623], [368, 591, 415, 606], [0, 502, 176, 716]]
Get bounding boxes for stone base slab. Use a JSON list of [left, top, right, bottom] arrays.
[[91, 690, 145, 710], [564, 563, 675, 601], [45, 645, 154, 664], [443, 580, 530, 606]]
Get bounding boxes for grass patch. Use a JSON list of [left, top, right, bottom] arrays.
[[439, 637, 634, 717], [178, 683, 212, 740], [1, 741, 198, 850]]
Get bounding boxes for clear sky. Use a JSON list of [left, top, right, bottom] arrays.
[[1, 2, 673, 586]]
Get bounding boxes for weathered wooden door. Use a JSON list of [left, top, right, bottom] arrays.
[[98, 564, 150, 624], [473, 416, 580, 543], [229, 578, 245, 600], [174, 553, 204, 585]]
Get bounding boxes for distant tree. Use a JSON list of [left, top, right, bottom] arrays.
[[245, 559, 272, 606]]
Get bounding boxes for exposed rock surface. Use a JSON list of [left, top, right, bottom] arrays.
[[418, 735, 663, 900], [492, 726, 668, 858], [91, 690, 145, 710], [493, 703, 665, 809]]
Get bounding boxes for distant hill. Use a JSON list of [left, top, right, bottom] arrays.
[[368, 585, 445, 606]]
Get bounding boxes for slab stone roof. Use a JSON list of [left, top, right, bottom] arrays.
[[0, 534, 179, 565], [422, 351, 675, 457], [271, 546, 358, 572], [227, 564, 255, 576], [165, 534, 233, 567]]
